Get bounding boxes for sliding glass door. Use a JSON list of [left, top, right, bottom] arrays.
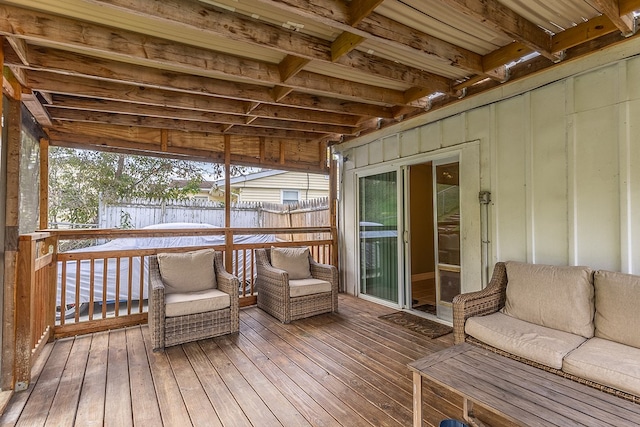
[[358, 171, 400, 304]]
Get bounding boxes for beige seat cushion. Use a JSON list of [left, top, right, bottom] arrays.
[[502, 261, 594, 338], [466, 312, 587, 369], [271, 247, 311, 280], [165, 288, 230, 317], [563, 337, 640, 397], [289, 278, 332, 298], [594, 270, 640, 348], [158, 249, 216, 294]]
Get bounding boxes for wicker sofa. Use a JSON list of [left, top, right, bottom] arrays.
[[453, 261, 640, 403]]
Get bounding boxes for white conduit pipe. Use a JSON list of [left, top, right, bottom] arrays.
[[479, 191, 491, 288]]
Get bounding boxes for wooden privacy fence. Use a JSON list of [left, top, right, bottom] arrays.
[[99, 197, 329, 230]]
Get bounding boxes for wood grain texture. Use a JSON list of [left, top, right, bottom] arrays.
[[1, 295, 456, 427]]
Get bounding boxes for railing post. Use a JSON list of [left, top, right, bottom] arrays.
[[14, 236, 35, 391], [329, 155, 339, 268], [45, 235, 58, 341]]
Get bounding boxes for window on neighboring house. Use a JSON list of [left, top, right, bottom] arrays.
[[282, 190, 299, 205]]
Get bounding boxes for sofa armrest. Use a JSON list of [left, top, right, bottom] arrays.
[[309, 259, 337, 285], [214, 252, 239, 296], [213, 252, 239, 333], [148, 256, 166, 351], [310, 258, 339, 312], [452, 262, 507, 344]]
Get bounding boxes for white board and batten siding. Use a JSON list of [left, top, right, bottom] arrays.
[[338, 47, 640, 296]]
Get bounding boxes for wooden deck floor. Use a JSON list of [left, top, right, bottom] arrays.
[[1, 295, 455, 427]]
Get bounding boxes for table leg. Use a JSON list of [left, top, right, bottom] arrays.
[[413, 371, 423, 427]]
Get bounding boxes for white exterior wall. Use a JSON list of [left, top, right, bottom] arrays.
[[338, 45, 640, 297], [238, 188, 328, 203], [236, 172, 329, 203]]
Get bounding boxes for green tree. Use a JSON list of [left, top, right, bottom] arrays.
[[48, 148, 227, 227]]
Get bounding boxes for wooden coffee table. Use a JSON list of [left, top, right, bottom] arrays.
[[408, 343, 640, 427]]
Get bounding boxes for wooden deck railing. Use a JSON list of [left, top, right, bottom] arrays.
[[13, 226, 334, 390], [19, 227, 334, 341], [14, 232, 56, 390]]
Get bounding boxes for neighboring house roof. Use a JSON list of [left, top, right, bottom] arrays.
[[214, 170, 286, 187]]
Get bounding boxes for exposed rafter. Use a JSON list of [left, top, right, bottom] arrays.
[[591, 0, 636, 36], [1, 0, 639, 171], [0, 5, 424, 108]]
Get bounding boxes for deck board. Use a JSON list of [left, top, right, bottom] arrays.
[[74, 331, 108, 427], [1, 295, 456, 427], [105, 329, 133, 427], [126, 327, 163, 426]]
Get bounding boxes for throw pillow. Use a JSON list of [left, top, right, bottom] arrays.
[[157, 248, 216, 294], [502, 261, 594, 338], [270, 246, 312, 280], [594, 270, 640, 348]]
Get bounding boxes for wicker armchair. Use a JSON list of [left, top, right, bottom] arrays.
[[149, 250, 239, 351], [255, 248, 338, 323], [452, 262, 507, 344]]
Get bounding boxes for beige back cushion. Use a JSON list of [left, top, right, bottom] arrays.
[[594, 270, 640, 348], [502, 261, 594, 338], [157, 249, 216, 294], [270, 247, 311, 280]]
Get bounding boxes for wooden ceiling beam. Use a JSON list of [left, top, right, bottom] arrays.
[[48, 96, 247, 124], [48, 105, 359, 135], [0, 5, 420, 108], [590, 0, 636, 36], [482, 14, 620, 72], [11, 46, 392, 118], [22, 89, 53, 127], [6, 36, 28, 66], [48, 127, 329, 172], [331, 32, 365, 62], [278, 55, 311, 83], [82, 0, 449, 94], [348, 0, 384, 26], [270, 85, 294, 102], [25, 70, 363, 127], [620, 0, 640, 15]]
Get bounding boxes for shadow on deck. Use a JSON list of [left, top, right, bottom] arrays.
[[1, 295, 457, 427]]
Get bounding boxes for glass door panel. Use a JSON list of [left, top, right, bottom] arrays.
[[358, 171, 399, 304], [435, 163, 460, 319]]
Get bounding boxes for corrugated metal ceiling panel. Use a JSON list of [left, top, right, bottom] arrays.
[[357, 40, 471, 81], [376, 0, 513, 54], [197, 0, 341, 41], [304, 61, 411, 91], [499, 0, 600, 33]]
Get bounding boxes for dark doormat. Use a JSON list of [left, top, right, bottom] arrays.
[[378, 311, 453, 339]]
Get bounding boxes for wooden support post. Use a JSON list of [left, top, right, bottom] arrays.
[[224, 135, 233, 274], [14, 237, 35, 391], [329, 147, 339, 269], [39, 137, 49, 230], [1, 67, 23, 390]]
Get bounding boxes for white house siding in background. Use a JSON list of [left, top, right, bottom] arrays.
[[231, 171, 329, 204], [337, 40, 640, 298]]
